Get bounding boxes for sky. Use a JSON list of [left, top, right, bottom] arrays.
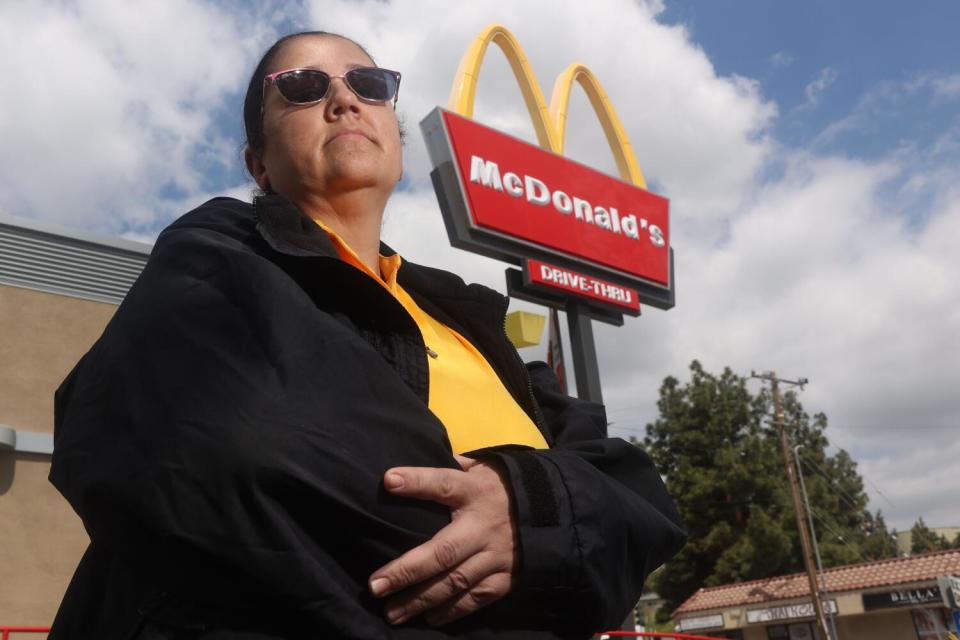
[[1, 0, 957, 535]]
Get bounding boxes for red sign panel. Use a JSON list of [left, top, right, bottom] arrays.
[[442, 110, 670, 286], [527, 259, 640, 312]]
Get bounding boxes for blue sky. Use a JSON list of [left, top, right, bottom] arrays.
[[662, 0, 960, 158], [1, 0, 957, 530]]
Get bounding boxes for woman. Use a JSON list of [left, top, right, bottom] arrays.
[[50, 31, 685, 639]]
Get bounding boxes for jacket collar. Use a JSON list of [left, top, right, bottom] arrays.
[[253, 193, 339, 259], [253, 192, 507, 316], [254, 192, 404, 261]]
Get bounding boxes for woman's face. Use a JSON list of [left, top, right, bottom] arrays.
[[250, 35, 402, 203]]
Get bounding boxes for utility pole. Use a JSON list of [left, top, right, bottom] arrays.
[[751, 371, 833, 640], [794, 444, 839, 640]]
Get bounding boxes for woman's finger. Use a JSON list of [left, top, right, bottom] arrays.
[[424, 572, 513, 626], [453, 454, 478, 471], [369, 517, 485, 598], [382, 466, 471, 507], [382, 551, 500, 625]]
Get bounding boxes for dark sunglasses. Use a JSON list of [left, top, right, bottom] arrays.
[[263, 66, 402, 107]]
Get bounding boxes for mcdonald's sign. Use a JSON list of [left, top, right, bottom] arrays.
[[421, 24, 675, 313]]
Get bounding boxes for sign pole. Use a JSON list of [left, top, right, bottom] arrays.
[[566, 301, 603, 404]]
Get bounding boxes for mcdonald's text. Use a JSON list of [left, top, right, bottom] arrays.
[[442, 110, 670, 286], [470, 156, 666, 248], [527, 259, 640, 312]]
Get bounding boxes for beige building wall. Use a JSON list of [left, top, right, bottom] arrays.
[[742, 626, 766, 640], [720, 605, 937, 640], [834, 608, 921, 640], [0, 283, 116, 628]]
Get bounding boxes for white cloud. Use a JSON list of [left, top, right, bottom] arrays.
[[929, 73, 960, 101], [2, 0, 957, 532], [0, 0, 282, 234], [770, 51, 794, 69], [304, 0, 775, 234], [803, 66, 839, 108]]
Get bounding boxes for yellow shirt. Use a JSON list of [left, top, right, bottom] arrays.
[[313, 220, 548, 454]]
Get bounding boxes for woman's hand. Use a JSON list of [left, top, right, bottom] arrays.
[[368, 455, 518, 626]]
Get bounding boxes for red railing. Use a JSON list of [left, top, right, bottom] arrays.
[[1, 626, 723, 639], [0, 628, 50, 640], [601, 632, 722, 639]]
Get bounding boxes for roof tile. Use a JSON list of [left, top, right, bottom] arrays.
[[675, 549, 960, 615]]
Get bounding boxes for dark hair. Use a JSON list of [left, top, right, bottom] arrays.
[[242, 30, 376, 154]]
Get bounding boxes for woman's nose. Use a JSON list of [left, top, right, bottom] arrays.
[[325, 77, 360, 117]]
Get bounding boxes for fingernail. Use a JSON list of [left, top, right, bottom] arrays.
[[370, 577, 389, 597], [385, 472, 404, 490], [386, 607, 406, 624]]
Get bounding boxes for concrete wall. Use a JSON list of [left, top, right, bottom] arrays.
[[0, 283, 115, 628]]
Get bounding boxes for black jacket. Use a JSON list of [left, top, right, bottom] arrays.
[[49, 195, 685, 639]]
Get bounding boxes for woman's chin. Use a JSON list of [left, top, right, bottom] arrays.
[[323, 163, 397, 194]]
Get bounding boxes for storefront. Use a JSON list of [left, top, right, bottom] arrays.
[[673, 549, 960, 640]]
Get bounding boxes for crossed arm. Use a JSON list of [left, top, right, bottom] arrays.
[[369, 362, 687, 630]]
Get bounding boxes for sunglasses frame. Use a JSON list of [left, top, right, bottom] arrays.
[[262, 66, 402, 111]]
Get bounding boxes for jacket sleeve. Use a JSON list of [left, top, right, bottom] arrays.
[[476, 361, 686, 633]]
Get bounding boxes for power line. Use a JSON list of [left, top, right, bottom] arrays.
[[824, 432, 897, 509], [607, 424, 648, 434], [808, 506, 871, 565], [795, 452, 866, 515], [826, 425, 960, 430], [605, 403, 654, 415]]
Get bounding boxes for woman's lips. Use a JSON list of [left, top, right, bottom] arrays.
[[327, 129, 372, 144]]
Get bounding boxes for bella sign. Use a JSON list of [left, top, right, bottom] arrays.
[[863, 586, 942, 611]]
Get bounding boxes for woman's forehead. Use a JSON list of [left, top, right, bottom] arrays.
[[270, 34, 375, 73]]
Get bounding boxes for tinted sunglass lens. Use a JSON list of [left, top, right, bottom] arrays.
[[347, 68, 397, 102], [276, 70, 330, 103]]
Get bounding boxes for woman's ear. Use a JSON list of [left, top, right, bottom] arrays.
[[244, 147, 271, 191]]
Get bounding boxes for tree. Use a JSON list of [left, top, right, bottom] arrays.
[[861, 511, 900, 560], [909, 517, 950, 554], [641, 361, 894, 613]]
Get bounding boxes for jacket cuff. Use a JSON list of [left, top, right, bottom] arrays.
[[471, 449, 581, 593]]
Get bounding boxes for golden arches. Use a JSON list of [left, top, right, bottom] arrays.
[[448, 23, 647, 189]]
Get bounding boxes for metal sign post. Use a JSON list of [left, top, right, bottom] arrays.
[[566, 301, 603, 404]]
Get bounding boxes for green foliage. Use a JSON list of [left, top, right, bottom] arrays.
[[641, 361, 897, 612], [909, 517, 953, 554], [861, 511, 900, 560]]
